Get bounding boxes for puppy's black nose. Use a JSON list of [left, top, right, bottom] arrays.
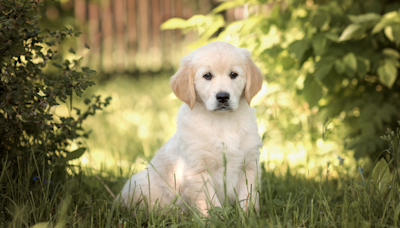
[[216, 92, 230, 103]]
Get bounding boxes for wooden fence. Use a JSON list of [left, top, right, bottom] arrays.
[[72, 0, 249, 73], [73, 0, 214, 73]]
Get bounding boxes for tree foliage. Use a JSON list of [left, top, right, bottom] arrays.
[[0, 0, 110, 179], [163, 0, 400, 160]]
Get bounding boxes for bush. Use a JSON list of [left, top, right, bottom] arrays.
[[162, 0, 400, 161], [0, 0, 110, 186]]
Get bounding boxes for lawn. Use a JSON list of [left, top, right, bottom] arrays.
[[2, 73, 399, 227]]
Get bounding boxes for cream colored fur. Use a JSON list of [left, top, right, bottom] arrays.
[[118, 41, 263, 215]]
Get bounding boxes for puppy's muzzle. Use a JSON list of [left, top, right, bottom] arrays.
[[216, 92, 230, 103]]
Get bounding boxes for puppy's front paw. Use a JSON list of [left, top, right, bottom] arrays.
[[195, 198, 222, 217]]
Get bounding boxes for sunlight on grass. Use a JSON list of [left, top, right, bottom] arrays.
[[75, 74, 182, 173]]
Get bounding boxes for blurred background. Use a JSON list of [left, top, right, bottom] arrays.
[[42, 0, 400, 179], [41, 0, 245, 72]]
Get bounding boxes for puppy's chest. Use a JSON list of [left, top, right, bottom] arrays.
[[178, 112, 260, 168], [187, 123, 248, 162]]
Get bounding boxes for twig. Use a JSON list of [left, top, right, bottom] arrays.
[[94, 175, 116, 199]]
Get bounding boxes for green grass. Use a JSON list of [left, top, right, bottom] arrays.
[[1, 74, 399, 227], [2, 152, 400, 227]]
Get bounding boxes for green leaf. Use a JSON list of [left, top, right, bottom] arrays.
[[104, 96, 112, 107], [372, 11, 400, 34], [52, 63, 63, 69], [338, 24, 364, 42], [161, 18, 190, 30], [360, 122, 375, 137], [334, 59, 345, 75], [372, 22, 386, 34], [1, 74, 10, 83], [22, 112, 30, 120], [63, 75, 70, 82], [371, 158, 391, 196], [384, 26, 395, 42], [73, 108, 81, 115], [359, 103, 378, 123], [356, 56, 370, 78], [382, 48, 400, 59], [81, 67, 90, 73], [281, 57, 296, 70], [325, 32, 339, 42], [303, 74, 323, 107], [18, 114, 26, 122], [60, 148, 86, 163], [299, 49, 313, 68], [377, 103, 396, 123], [392, 24, 400, 46], [377, 59, 398, 88], [45, 40, 56, 46], [315, 63, 333, 80], [348, 13, 381, 24], [75, 89, 83, 97], [211, 0, 246, 14], [373, 115, 384, 131], [84, 98, 91, 105], [68, 47, 75, 54], [199, 15, 224, 40], [289, 39, 311, 60], [88, 70, 97, 75], [312, 34, 327, 55], [311, 11, 329, 29], [343, 52, 357, 77]]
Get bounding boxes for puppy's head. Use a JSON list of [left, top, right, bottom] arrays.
[[170, 41, 263, 112]]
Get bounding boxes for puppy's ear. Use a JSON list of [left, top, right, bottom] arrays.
[[242, 48, 263, 105], [170, 55, 196, 109]]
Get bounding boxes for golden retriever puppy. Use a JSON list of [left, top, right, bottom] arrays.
[[118, 41, 263, 215]]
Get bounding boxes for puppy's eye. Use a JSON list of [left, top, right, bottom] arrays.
[[203, 73, 212, 80], [230, 72, 238, 79]]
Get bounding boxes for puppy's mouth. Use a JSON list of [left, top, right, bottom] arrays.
[[214, 103, 232, 112]]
